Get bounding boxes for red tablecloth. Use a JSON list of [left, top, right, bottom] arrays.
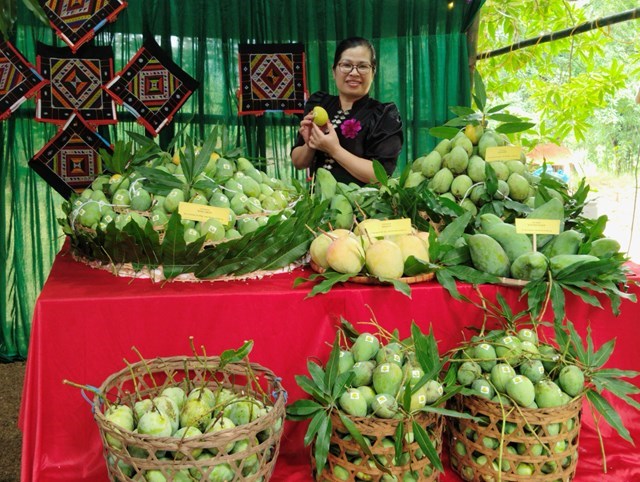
[[20, 245, 640, 481]]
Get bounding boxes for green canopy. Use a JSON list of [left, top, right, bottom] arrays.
[[1, 0, 484, 360]]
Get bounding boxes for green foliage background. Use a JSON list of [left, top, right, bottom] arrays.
[[477, 0, 640, 175]]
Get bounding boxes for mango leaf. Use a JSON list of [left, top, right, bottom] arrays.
[[136, 166, 185, 195], [295, 375, 330, 405], [331, 371, 355, 400], [394, 422, 404, 466], [419, 404, 481, 421], [444, 117, 469, 127], [449, 106, 476, 117], [435, 269, 464, 300], [550, 283, 567, 323], [473, 70, 486, 112], [324, 332, 341, 394], [487, 103, 511, 113], [589, 338, 615, 369], [403, 256, 433, 277], [304, 409, 329, 446], [560, 284, 602, 308], [429, 126, 460, 139], [307, 360, 326, 395], [445, 265, 500, 285], [337, 411, 387, 472], [377, 277, 411, 298], [437, 211, 472, 246], [219, 340, 254, 365], [340, 317, 361, 341], [313, 414, 332, 475], [586, 389, 633, 444], [411, 322, 441, 381], [286, 399, 324, 421], [495, 122, 536, 134], [372, 159, 388, 186], [596, 368, 640, 379], [412, 419, 443, 472], [487, 113, 523, 123], [298, 271, 359, 298], [591, 378, 640, 412], [565, 321, 587, 365]]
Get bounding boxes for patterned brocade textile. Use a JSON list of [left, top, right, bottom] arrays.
[[29, 113, 111, 199], [0, 40, 46, 121], [238, 43, 307, 115], [36, 42, 116, 125], [104, 37, 199, 136], [40, 0, 128, 53]]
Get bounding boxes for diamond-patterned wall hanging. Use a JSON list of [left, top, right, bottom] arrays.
[[29, 113, 111, 199], [0, 40, 46, 121], [40, 0, 128, 53], [105, 37, 199, 136], [36, 42, 116, 125], [238, 43, 307, 115]]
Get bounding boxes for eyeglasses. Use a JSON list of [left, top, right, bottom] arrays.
[[337, 62, 373, 75]]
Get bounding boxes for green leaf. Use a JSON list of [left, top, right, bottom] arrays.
[[324, 332, 342, 394], [379, 277, 412, 298], [295, 375, 330, 405], [418, 404, 482, 421], [220, 340, 254, 365], [487, 113, 524, 123], [412, 419, 444, 472], [304, 409, 329, 446], [286, 399, 324, 421], [596, 369, 640, 379], [313, 413, 332, 475], [565, 321, 587, 365], [438, 211, 472, 246], [589, 338, 615, 369], [586, 389, 634, 444], [372, 159, 389, 185], [592, 378, 640, 412], [449, 106, 477, 117], [307, 360, 327, 395], [136, 166, 185, 195], [337, 411, 380, 465], [394, 422, 404, 466], [429, 126, 460, 139], [304, 271, 357, 298], [411, 322, 441, 381], [487, 103, 511, 113], [473, 69, 487, 112], [331, 371, 355, 400], [495, 122, 536, 134], [550, 282, 567, 323]]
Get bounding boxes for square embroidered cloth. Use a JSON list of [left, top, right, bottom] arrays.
[[238, 43, 306, 115], [105, 37, 199, 136], [36, 42, 116, 125], [40, 0, 128, 53], [29, 113, 111, 199], [0, 40, 46, 121]]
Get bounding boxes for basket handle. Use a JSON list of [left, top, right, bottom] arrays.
[[80, 385, 103, 413]]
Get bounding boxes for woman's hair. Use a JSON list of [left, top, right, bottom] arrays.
[[332, 37, 377, 73]]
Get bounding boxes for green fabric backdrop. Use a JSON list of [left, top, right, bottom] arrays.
[[0, 0, 484, 360]]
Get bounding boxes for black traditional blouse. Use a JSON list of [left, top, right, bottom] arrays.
[[293, 91, 403, 186]]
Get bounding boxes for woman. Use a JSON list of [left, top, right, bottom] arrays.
[[291, 37, 403, 186]]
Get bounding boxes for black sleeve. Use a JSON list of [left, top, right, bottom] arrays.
[[364, 102, 404, 176]]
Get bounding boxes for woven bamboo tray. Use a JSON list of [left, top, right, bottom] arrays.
[[93, 356, 286, 481], [310, 260, 435, 285], [314, 408, 444, 481], [447, 394, 583, 481]]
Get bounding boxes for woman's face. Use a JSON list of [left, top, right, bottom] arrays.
[[333, 45, 374, 102]]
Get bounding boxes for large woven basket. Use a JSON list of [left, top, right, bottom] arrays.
[[314, 408, 444, 481], [447, 394, 583, 481], [93, 355, 286, 481]]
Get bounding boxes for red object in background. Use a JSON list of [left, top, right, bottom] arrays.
[[19, 245, 640, 482]]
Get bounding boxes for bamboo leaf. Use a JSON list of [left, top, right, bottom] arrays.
[[586, 389, 634, 444], [412, 420, 444, 472]]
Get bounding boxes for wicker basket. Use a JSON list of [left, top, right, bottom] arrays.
[[93, 356, 286, 481], [314, 409, 444, 481], [447, 394, 583, 481]]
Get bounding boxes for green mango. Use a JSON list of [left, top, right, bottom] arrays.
[[484, 222, 533, 263], [351, 333, 380, 362], [428, 167, 454, 194], [372, 362, 403, 397], [467, 234, 511, 277], [451, 175, 473, 199], [434, 138, 452, 157], [542, 229, 583, 257], [534, 380, 564, 408], [339, 388, 368, 417], [549, 254, 599, 276], [478, 213, 503, 231], [447, 146, 469, 174], [420, 150, 443, 178], [526, 197, 565, 248], [588, 237, 621, 258], [507, 172, 530, 201], [510, 251, 548, 280]]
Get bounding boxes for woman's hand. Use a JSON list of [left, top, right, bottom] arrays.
[[307, 122, 341, 158], [298, 112, 316, 144]]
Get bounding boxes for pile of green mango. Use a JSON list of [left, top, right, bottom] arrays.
[[405, 126, 538, 216], [72, 150, 297, 244], [450, 328, 583, 480], [465, 198, 621, 280]]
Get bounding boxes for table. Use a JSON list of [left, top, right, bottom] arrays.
[[20, 244, 640, 481]]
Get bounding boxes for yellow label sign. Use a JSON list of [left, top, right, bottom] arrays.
[[178, 202, 231, 223], [485, 146, 523, 162], [515, 218, 561, 235], [364, 218, 413, 238]]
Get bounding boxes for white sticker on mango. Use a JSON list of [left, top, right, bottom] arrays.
[[365, 335, 376, 343], [376, 395, 388, 403], [418, 395, 426, 404], [480, 386, 490, 394], [381, 365, 390, 373], [501, 366, 512, 373], [412, 370, 421, 378], [350, 391, 361, 400]]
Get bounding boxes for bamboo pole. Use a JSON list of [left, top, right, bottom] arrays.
[[476, 7, 640, 61]]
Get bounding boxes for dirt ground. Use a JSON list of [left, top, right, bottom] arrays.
[[0, 174, 637, 482]]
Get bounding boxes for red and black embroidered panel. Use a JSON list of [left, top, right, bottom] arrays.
[[36, 42, 116, 125], [238, 43, 307, 115], [29, 113, 111, 199], [40, 0, 128, 53], [0, 40, 46, 121], [104, 37, 199, 136]]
